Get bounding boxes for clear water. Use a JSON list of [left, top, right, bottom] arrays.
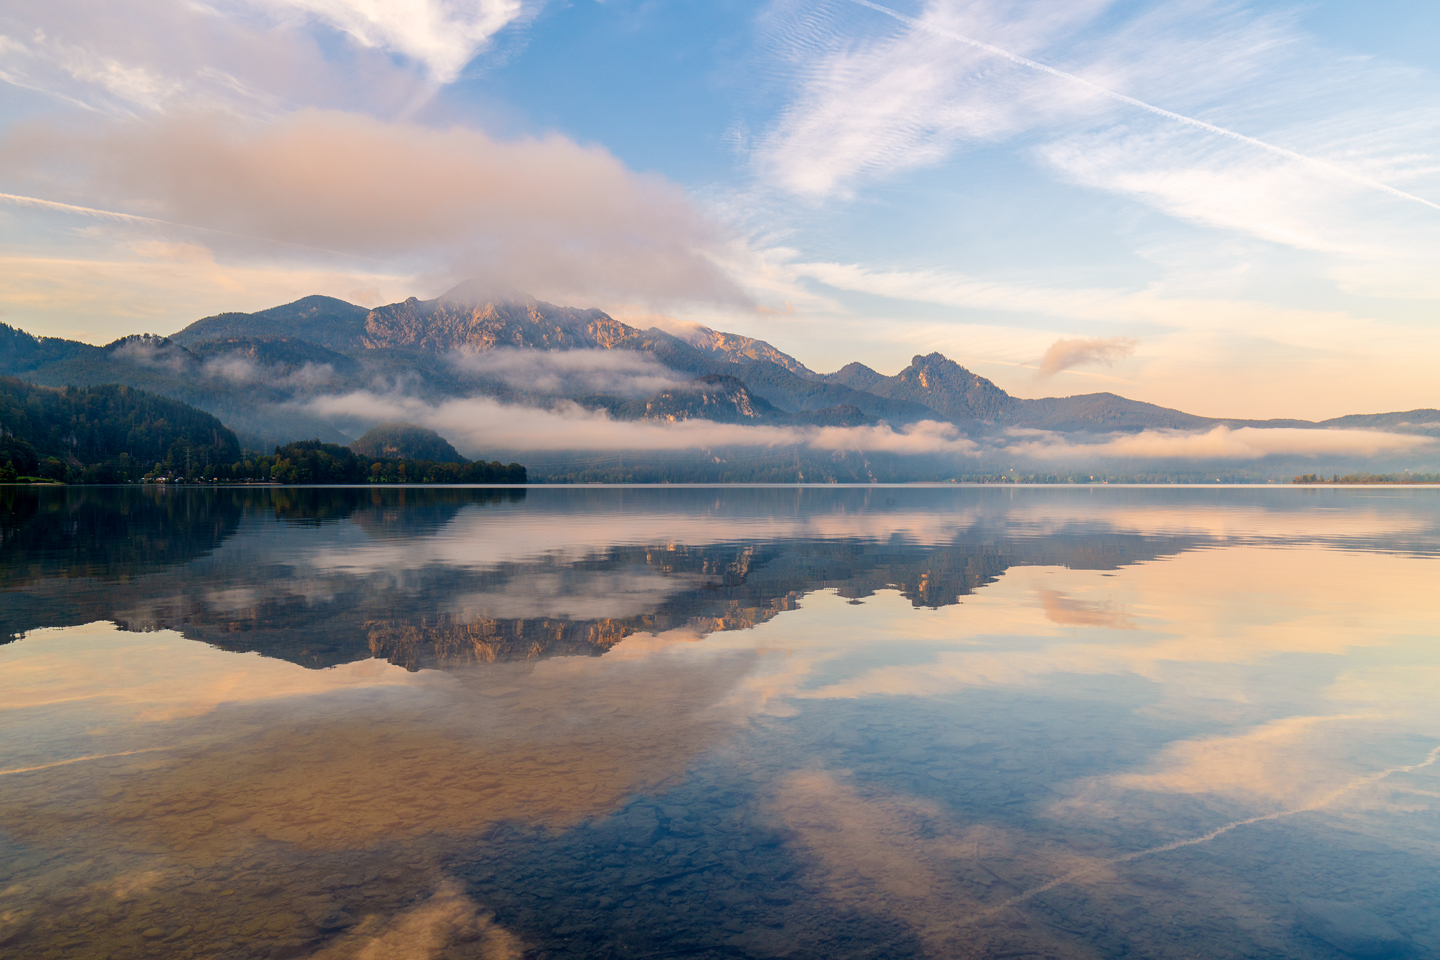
[[2, 485, 1439, 960]]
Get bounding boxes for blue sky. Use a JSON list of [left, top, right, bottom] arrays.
[[1, 0, 1437, 419]]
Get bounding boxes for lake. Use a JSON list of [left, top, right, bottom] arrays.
[[2, 484, 1439, 960]]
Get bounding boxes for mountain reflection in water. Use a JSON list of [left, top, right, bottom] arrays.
[[2, 485, 1439, 960]]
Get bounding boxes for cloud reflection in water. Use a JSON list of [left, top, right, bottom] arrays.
[[1, 486, 1439, 958]]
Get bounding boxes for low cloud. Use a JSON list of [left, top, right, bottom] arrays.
[[295, 391, 981, 456], [291, 391, 1436, 464], [0, 109, 747, 309], [449, 348, 686, 398], [108, 337, 191, 372], [1005, 425, 1435, 461], [203, 354, 336, 389], [203, 355, 263, 383], [1036, 336, 1137, 378]]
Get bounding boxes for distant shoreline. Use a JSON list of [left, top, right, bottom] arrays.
[[7, 480, 1440, 489]]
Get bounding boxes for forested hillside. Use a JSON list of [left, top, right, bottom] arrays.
[[0, 377, 240, 483], [0, 379, 525, 484], [238, 440, 525, 484]]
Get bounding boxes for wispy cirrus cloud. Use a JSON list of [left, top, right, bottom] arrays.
[[753, 0, 1440, 273], [754, 0, 1108, 198]]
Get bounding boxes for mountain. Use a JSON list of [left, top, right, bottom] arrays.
[[170, 295, 371, 351], [186, 337, 359, 378], [0, 324, 354, 448], [1318, 410, 1440, 433], [350, 423, 468, 462], [827, 353, 1339, 434], [1012, 392, 1218, 432], [829, 353, 1021, 424], [732, 360, 936, 423], [3, 283, 1437, 479], [360, 289, 621, 353]]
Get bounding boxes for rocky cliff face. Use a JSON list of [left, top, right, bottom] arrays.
[[360, 293, 619, 353], [895, 353, 1021, 422], [681, 328, 813, 375], [644, 375, 776, 423], [365, 615, 633, 670], [830, 353, 1019, 423]]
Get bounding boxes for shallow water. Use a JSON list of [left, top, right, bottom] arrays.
[[2, 484, 1439, 960]]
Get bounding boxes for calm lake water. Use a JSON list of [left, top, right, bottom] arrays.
[[3, 484, 1439, 960]]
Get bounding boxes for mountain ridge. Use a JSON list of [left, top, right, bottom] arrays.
[[4, 286, 1438, 457]]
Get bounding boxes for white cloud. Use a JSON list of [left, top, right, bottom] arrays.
[[0, 0, 431, 116], [1038, 127, 1440, 286], [789, 258, 1373, 352], [294, 390, 981, 455], [203, 353, 337, 388], [290, 389, 1436, 464], [755, 0, 1109, 197], [755, 0, 1440, 277], [1005, 425, 1435, 462], [252, 0, 530, 83], [0, 109, 746, 310], [1036, 336, 1137, 378], [0, 1, 533, 118]]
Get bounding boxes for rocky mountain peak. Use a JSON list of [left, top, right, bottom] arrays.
[[360, 289, 619, 352], [892, 352, 1018, 423]]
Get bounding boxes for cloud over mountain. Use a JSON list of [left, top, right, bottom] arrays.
[[0, 109, 747, 309]]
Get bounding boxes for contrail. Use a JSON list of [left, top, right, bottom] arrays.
[[0, 191, 391, 262], [844, 0, 1440, 213], [0, 746, 173, 776]]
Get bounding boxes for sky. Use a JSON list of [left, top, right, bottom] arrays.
[[1, 0, 1437, 420]]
